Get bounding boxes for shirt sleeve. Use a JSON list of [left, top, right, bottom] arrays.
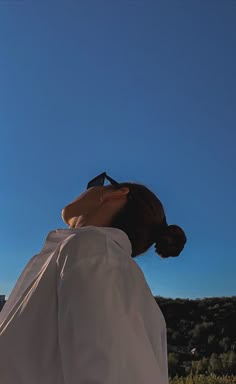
[[57, 231, 166, 384]]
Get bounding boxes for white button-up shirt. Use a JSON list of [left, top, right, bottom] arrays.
[[0, 226, 169, 383]]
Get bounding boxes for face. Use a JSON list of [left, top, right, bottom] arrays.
[[61, 185, 129, 228]]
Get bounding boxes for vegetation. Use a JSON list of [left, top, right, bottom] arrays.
[[170, 374, 236, 383], [155, 296, 236, 378]]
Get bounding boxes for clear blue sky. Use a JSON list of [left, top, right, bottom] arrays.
[[0, 1, 235, 300]]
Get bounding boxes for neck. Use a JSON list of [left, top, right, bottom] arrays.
[[68, 214, 112, 229]]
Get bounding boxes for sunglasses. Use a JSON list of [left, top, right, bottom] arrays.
[[87, 172, 133, 201]]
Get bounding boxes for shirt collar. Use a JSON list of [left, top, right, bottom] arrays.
[[54, 226, 133, 256]]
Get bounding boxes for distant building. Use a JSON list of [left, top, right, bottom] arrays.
[[0, 295, 6, 311], [191, 348, 197, 355]]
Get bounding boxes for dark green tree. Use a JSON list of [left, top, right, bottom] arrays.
[[197, 356, 209, 374], [219, 336, 231, 352], [168, 353, 179, 377], [209, 353, 222, 375], [220, 352, 229, 373], [228, 351, 236, 374]]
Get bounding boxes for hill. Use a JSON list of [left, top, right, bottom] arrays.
[[155, 296, 236, 376]]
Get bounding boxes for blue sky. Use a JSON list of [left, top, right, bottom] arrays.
[[0, 1, 235, 300]]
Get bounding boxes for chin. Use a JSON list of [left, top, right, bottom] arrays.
[[61, 208, 68, 224]]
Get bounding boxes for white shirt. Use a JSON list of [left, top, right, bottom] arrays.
[[0, 226, 169, 383]]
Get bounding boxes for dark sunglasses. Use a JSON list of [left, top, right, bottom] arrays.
[[87, 172, 133, 201]]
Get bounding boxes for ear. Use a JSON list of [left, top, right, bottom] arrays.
[[102, 187, 130, 202]]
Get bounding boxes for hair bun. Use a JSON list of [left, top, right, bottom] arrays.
[[155, 225, 187, 258]]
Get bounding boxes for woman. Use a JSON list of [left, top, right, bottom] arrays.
[[0, 172, 186, 384]]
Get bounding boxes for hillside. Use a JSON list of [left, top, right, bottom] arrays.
[[156, 296, 236, 354], [155, 296, 236, 376]]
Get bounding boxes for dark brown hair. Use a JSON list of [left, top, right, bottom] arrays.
[[109, 182, 187, 258]]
